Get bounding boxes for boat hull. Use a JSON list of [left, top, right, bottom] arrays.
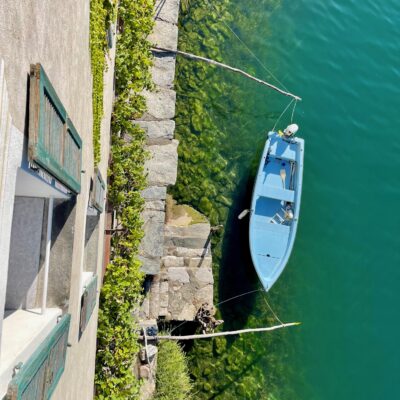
[[249, 132, 304, 291]]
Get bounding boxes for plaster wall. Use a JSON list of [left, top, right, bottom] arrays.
[[0, 0, 93, 139], [0, 125, 23, 353]]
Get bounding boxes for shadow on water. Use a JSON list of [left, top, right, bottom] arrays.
[[218, 150, 262, 335]]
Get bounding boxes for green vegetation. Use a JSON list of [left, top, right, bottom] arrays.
[[154, 341, 193, 400], [166, 195, 208, 225], [89, 0, 115, 165], [95, 0, 154, 398]]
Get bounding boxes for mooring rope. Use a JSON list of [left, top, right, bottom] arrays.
[[272, 98, 295, 131], [217, 288, 264, 306], [261, 293, 285, 326], [204, 0, 290, 93], [291, 99, 298, 123], [169, 286, 285, 334]]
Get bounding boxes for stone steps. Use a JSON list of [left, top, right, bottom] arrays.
[[164, 222, 211, 249]]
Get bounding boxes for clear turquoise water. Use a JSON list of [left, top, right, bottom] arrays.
[[174, 0, 400, 398]]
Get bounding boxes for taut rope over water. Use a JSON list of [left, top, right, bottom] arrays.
[[152, 47, 302, 101]]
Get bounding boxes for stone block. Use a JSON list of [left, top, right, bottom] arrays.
[[160, 293, 169, 308], [145, 140, 179, 186], [149, 276, 161, 317], [193, 267, 214, 285], [152, 53, 176, 89], [139, 256, 162, 275], [173, 247, 210, 258], [164, 235, 210, 250], [140, 296, 150, 319], [163, 255, 184, 268], [165, 222, 211, 239], [139, 88, 176, 121], [148, 19, 178, 51], [141, 186, 167, 201], [167, 267, 190, 283], [194, 285, 213, 307], [186, 256, 212, 269], [146, 344, 158, 363], [140, 210, 165, 258], [144, 200, 165, 212], [177, 304, 197, 321], [137, 120, 175, 143], [158, 307, 169, 317], [160, 281, 169, 294], [139, 365, 151, 380], [155, 0, 180, 25]]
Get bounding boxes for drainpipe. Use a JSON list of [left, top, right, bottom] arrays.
[[41, 197, 54, 315]]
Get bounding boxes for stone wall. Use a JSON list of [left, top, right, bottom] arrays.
[[137, 0, 180, 275]]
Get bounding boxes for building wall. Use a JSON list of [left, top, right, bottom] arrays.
[[0, 124, 24, 351], [0, 1, 114, 399], [0, 0, 93, 140]]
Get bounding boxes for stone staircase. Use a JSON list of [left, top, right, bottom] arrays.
[[141, 222, 214, 321]]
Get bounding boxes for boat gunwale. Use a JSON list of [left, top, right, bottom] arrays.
[[249, 131, 304, 291]]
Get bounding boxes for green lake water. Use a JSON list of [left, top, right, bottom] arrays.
[[172, 0, 400, 399]]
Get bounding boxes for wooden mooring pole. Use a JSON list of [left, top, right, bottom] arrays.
[[152, 47, 302, 101], [141, 322, 300, 341]]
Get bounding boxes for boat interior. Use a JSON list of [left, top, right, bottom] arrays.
[[251, 150, 298, 284]]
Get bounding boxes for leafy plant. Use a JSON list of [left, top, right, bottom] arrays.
[[95, 0, 154, 398], [89, 0, 114, 165], [154, 341, 193, 400]]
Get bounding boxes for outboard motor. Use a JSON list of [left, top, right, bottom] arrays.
[[283, 123, 299, 138]]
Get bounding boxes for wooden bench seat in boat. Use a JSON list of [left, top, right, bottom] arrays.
[[269, 139, 297, 161], [251, 218, 290, 234], [256, 185, 295, 203]]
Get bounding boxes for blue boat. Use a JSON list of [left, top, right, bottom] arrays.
[[249, 130, 304, 291]]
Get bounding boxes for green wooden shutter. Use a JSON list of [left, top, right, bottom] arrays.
[[29, 64, 82, 194], [79, 275, 98, 337], [6, 314, 71, 400], [91, 168, 105, 213]]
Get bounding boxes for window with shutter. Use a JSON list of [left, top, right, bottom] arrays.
[[6, 314, 71, 400], [91, 168, 105, 213], [28, 64, 82, 194], [79, 275, 98, 338]]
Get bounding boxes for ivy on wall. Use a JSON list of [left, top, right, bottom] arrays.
[[89, 0, 113, 165], [95, 0, 154, 399]]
